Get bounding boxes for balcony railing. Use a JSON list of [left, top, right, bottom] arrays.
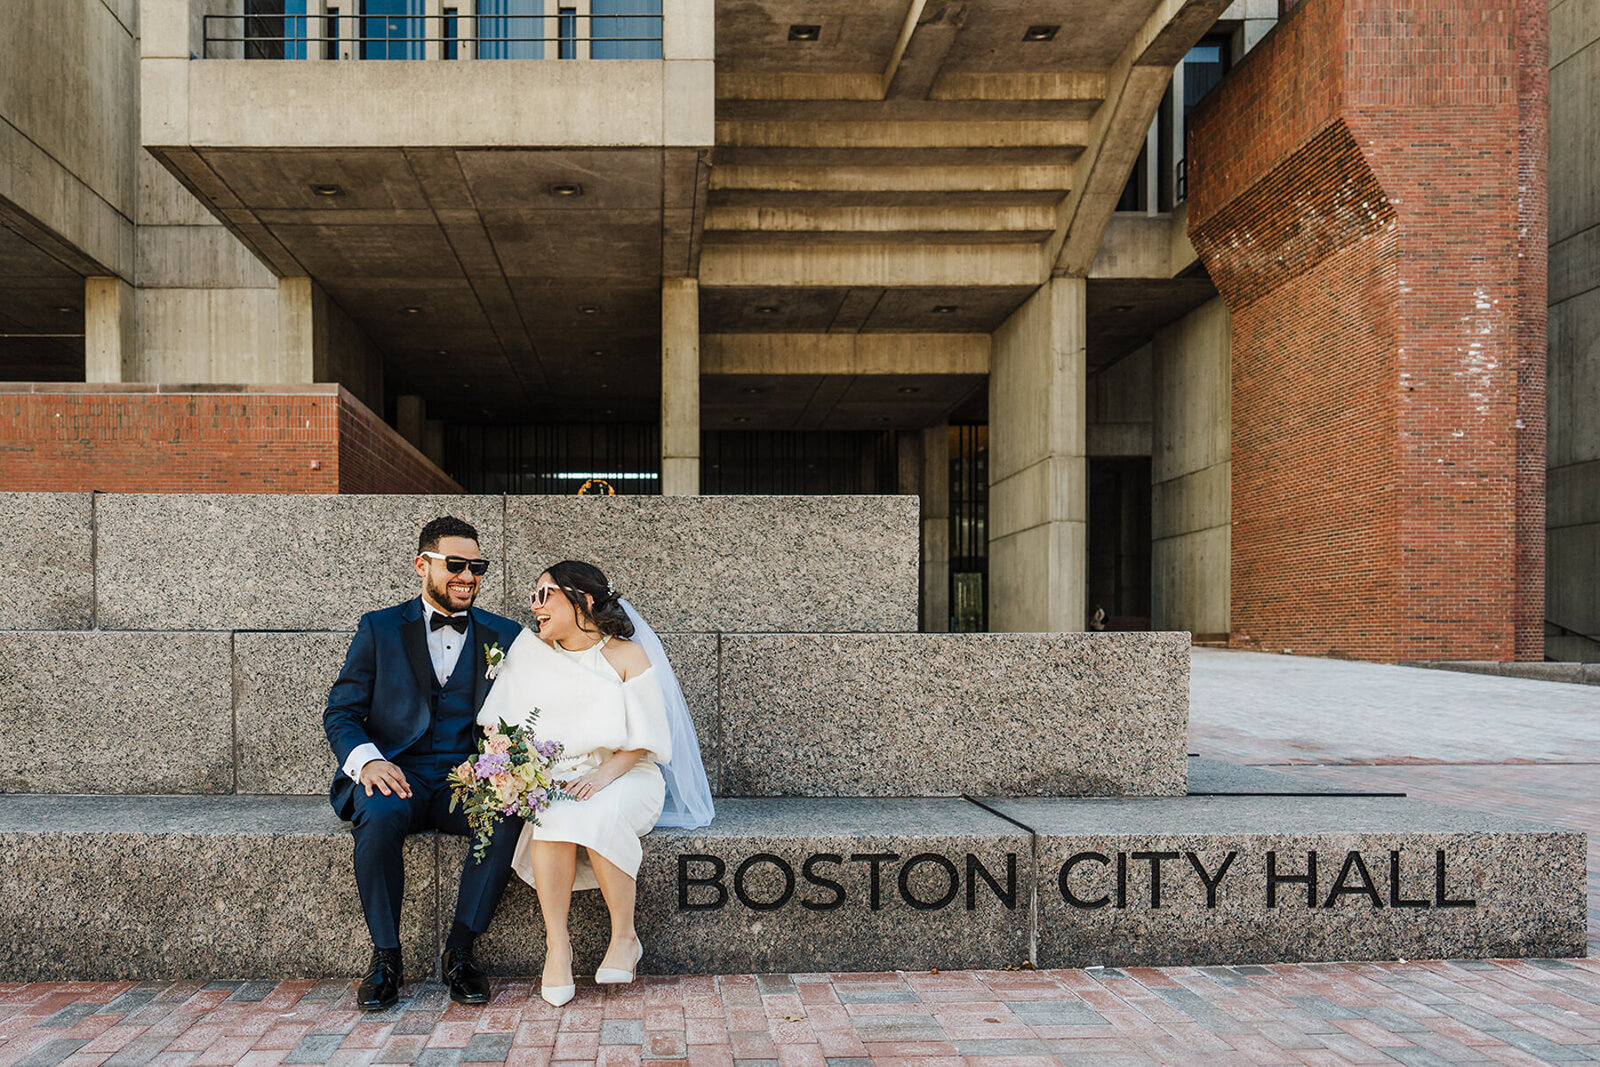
[[202, 9, 663, 60]]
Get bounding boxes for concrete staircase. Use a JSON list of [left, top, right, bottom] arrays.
[[0, 492, 1587, 980]]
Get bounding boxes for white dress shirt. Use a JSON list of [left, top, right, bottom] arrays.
[[342, 598, 471, 782]]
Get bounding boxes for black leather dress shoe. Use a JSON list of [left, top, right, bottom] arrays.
[[356, 948, 403, 1012], [442, 945, 491, 1005]]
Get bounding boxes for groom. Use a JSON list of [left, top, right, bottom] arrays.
[[324, 516, 524, 1011]]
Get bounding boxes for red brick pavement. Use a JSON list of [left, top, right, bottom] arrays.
[[2, 961, 1599, 1067]]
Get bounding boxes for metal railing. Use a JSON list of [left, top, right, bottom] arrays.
[[202, 12, 662, 60]]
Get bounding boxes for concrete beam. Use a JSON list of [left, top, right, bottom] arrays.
[[708, 163, 1075, 194], [702, 333, 989, 375], [1047, 0, 1234, 276], [884, 2, 967, 101], [881, 0, 932, 97], [930, 72, 1107, 101], [699, 243, 1046, 288], [154, 61, 716, 150], [1088, 205, 1200, 278], [714, 119, 1089, 150], [705, 204, 1056, 234]]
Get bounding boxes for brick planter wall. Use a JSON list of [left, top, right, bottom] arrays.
[[0, 384, 459, 494], [1187, 0, 1547, 662]]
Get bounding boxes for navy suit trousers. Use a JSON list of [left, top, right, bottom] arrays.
[[350, 755, 524, 949]]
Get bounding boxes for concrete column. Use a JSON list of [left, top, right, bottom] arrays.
[[396, 395, 427, 451], [276, 276, 321, 383], [920, 424, 951, 633], [988, 278, 1087, 632], [424, 418, 445, 467], [84, 277, 136, 383], [661, 277, 700, 495], [1151, 297, 1231, 638], [896, 430, 921, 495]]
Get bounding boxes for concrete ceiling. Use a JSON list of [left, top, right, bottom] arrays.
[[702, 371, 985, 430], [0, 217, 87, 382], [1086, 272, 1219, 371], [156, 146, 700, 421], [713, 0, 1164, 74]]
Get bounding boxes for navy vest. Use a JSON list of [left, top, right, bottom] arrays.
[[408, 635, 479, 760]]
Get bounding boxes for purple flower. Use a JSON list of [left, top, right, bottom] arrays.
[[474, 752, 510, 777]]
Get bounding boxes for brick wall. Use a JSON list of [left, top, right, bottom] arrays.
[[0, 384, 459, 495], [1188, 0, 1546, 662], [337, 392, 460, 494]]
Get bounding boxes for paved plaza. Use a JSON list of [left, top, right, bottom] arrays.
[[2, 651, 1596, 1066]]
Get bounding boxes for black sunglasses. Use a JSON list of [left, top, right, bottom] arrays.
[[419, 551, 490, 576]]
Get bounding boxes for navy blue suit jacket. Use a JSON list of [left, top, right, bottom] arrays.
[[324, 597, 523, 821]]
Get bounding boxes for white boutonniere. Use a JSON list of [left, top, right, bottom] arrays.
[[484, 641, 506, 680]]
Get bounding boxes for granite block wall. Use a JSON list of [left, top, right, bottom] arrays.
[[95, 493, 509, 632], [0, 632, 234, 794], [0, 493, 94, 630], [11, 492, 1161, 798], [718, 633, 1189, 797], [503, 495, 920, 634], [1, 628, 1186, 798], [82, 492, 915, 634]]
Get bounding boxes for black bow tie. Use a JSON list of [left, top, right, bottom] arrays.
[[430, 612, 468, 633]]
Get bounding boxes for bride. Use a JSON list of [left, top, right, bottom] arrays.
[[475, 560, 713, 1006]]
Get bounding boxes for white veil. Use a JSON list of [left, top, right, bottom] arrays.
[[620, 598, 714, 828]]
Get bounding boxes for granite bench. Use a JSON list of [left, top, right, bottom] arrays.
[[0, 791, 1584, 981]]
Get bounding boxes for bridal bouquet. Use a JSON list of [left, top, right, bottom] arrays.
[[448, 715, 566, 862]]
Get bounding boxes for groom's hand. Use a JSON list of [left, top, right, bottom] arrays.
[[360, 760, 412, 799]]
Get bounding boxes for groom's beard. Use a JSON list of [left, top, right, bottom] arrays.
[[425, 572, 477, 613]]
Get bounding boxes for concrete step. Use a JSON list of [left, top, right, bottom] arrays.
[[0, 792, 1583, 981], [0, 630, 1188, 799]]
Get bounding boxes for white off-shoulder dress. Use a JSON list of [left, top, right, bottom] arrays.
[[476, 629, 672, 891]]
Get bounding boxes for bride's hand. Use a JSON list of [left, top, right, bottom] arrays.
[[564, 771, 608, 801]]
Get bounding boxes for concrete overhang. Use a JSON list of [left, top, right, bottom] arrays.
[[698, 0, 1236, 339], [139, 0, 714, 421]]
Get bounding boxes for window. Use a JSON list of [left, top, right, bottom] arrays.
[[361, 0, 424, 59], [443, 7, 459, 58], [592, 0, 661, 59], [245, 0, 308, 59], [1183, 37, 1231, 115], [558, 7, 577, 58], [478, 0, 544, 59], [324, 8, 340, 59]]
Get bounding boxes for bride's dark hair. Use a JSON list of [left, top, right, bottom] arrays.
[[542, 560, 634, 639]]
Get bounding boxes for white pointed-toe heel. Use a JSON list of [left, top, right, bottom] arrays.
[[539, 981, 576, 1007], [594, 942, 643, 985]]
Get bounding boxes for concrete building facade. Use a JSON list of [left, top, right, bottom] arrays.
[[0, 0, 1587, 662]]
